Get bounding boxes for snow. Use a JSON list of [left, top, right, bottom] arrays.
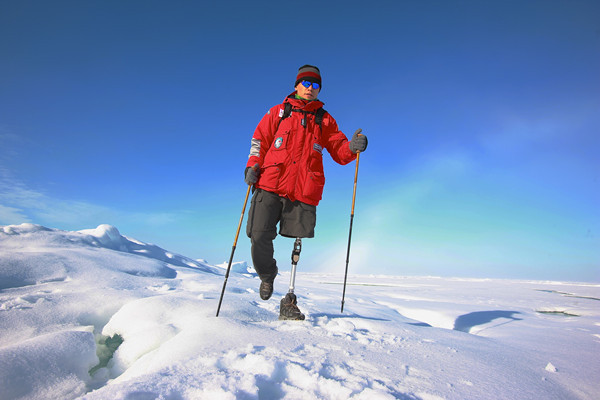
[[1, 223, 599, 399]]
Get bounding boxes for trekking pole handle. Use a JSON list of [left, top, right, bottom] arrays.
[[351, 152, 360, 215]]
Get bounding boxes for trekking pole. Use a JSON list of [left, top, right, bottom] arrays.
[[216, 184, 252, 317], [341, 151, 360, 313]]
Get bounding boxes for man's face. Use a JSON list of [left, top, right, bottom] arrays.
[[295, 81, 320, 101]]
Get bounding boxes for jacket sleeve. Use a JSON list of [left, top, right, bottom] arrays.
[[246, 105, 280, 169], [321, 113, 356, 165]]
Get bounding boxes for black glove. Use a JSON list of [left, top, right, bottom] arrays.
[[244, 163, 260, 185], [349, 129, 368, 153]]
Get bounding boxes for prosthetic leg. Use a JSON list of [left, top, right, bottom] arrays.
[[279, 238, 306, 320]]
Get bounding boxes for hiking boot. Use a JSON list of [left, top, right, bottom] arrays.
[[259, 280, 274, 300], [279, 293, 305, 321]]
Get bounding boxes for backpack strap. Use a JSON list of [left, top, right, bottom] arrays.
[[290, 107, 326, 128], [275, 102, 293, 132], [283, 102, 293, 119], [276, 102, 325, 130], [314, 107, 325, 127]]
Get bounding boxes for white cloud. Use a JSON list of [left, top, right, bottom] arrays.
[[479, 103, 599, 155], [129, 211, 183, 227], [0, 169, 187, 230], [0, 171, 111, 227], [0, 204, 31, 225], [360, 149, 474, 234]]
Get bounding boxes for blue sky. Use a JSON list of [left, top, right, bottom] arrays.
[[1, 0, 598, 282]]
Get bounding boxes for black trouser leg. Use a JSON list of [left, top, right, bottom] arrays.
[[247, 190, 282, 282], [250, 229, 278, 282]]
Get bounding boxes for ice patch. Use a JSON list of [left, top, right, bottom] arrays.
[[545, 362, 557, 373], [216, 260, 256, 276]]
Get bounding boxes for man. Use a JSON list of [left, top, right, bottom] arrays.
[[244, 65, 368, 320]]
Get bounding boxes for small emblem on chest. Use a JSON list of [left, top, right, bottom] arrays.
[[274, 137, 284, 149]]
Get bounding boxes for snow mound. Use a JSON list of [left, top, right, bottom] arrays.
[[0, 329, 98, 400], [0, 223, 221, 275], [0, 252, 68, 290], [1, 223, 52, 235], [78, 224, 126, 251]]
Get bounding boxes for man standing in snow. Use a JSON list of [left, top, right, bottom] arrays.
[[244, 65, 368, 320]]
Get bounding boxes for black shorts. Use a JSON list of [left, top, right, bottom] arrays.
[[246, 189, 316, 239]]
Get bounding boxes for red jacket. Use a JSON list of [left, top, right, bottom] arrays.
[[247, 92, 356, 206]]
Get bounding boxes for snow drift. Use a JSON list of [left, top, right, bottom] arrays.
[[1, 223, 598, 399]]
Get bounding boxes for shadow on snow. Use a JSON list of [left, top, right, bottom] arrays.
[[453, 310, 522, 333]]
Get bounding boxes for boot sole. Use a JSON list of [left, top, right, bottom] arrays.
[[278, 315, 306, 321], [260, 293, 272, 300]]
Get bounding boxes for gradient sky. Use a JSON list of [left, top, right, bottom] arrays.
[[1, 0, 598, 282]]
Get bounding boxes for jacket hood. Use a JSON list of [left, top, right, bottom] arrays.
[[285, 91, 324, 111]]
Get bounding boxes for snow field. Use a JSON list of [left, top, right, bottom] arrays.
[[1, 224, 599, 399]]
